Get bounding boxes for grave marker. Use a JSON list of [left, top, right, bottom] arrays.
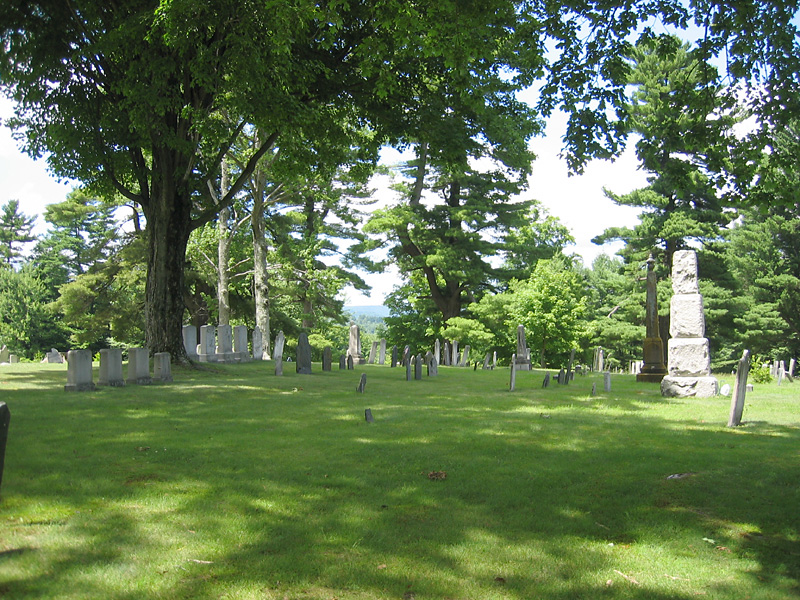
[[365, 408, 374, 422], [127, 348, 152, 385], [65, 349, 96, 392], [233, 325, 250, 362], [604, 371, 611, 392], [406, 356, 413, 381], [728, 349, 751, 427], [183, 325, 198, 361], [199, 325, 217, 362], [357, 373, 367, 393], [348, 322, 365, 365], [252, 326, 264, 361], [98, 348, 124, 387], [391, 345, 398, 368], [296, 333, 312, 374], [0, 402, 8, 492], [415, 354, 423, 380], [542, 372, 550, 388], [379, 338, 387, 365], [322, 347, 332, 371], [339, 355, 346, 370], [509, 354, 517, 391], [514, 325, 532, 370], [216, 324, 235, 362], [153, 352, 173, 382]]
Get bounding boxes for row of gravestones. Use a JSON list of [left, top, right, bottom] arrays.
[[182, 324, 260, 363], [64, 348, 173, 392], [769, 359, 796, 385]]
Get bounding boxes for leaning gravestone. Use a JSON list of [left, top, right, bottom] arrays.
[[153, 352, 173, 382], [0, 345, 9, 363], [127, 348, 152, 385], [322, 347, 332, 371], [357, 373, 367, 393], [406, 356, 413, 381], [65, 349, 96, 392], [0, 402, 8, 493], [296, 333, 312, 374], [274, 330, 286, 376], [460, 345, 470, 367], [728, 349, 751, 427], [98, 348, 124, 387], [368, 341, 378, 364], [482, 353, 491, 370], [509, 354, 517, 391], [661, 250, 718, 397], [542, 372, 550, 388]]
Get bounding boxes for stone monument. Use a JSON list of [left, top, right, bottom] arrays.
[[661, 250, 718, 397], [347, 321, 365, 365], [514, 325, 532, 370], [637, 255, 668, 382]]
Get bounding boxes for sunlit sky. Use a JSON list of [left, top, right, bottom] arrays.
[[0, 96, 647, 307]]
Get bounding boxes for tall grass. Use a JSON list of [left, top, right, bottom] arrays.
[[0, 361, 797, 599]]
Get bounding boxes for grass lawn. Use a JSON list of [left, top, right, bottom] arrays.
[[0, 360, 798, 599]]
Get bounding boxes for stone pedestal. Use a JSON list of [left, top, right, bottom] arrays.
[[637, 337, 667, 382]]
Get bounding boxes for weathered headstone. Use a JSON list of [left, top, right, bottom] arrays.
[[604, 371, 611, 393], [557, 368, 565, 385], [406, 356, 413, 381], [434, 339, 441, 365], [275, 355, 283, 376], [451, 340, 459, 367], [443, 342, 451, 366], [367, 341, 378, 364], [728, 349, 751, 427], [357, 373, 367, 393], [252, 326, 264, 361], [0, 345, 9, 363], [365, 408, 374, 422], [44, 348, 64, 363], [391, 345, 398, 368], [9, 355, 18, 364], [661, 250, 718, 397], [493, 351, 497, 370], [296, 333, 312, 374], [98, 348, 124, 387], [428, 356, 439, 376], [415, 354, 423, 380], [347, 355, 354, 370], [637, 254, 668, 383], [347, 321, 366, 365], [591, 382, 597, 396], [777, 364, 785, 386], [153, 352, 173, 382], [460, 345, 470, 367], [514, 325, 532, 370], [183, 325, 198, 361], [542, 372, 550, 388], [789, 358, 796, 378], [233, 325, 250, 362], [198, 325, 217, 362], [274, 330, 286, 376], [482, 352, 491, 370], [0, 402, 8, 492], [565, 348, 576, 384], [126, 348, 152, 385], [216, 324, 234, 362], [509, 354, 517, 391], [322, 346, 332, 371], [402, 345, 410, 367], [339, 354, 346, 370], [379, 338, 387, 365], [65, 349, 96, 392], [720, 383, 731, 396]]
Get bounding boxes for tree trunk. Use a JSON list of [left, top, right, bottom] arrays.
[[252, 198, 271, 359], [217, 159, 231, 325]]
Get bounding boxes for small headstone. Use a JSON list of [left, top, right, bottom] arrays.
[[492, 351, 497, 370], [357, 373, 367, 393], [509, 353, 517, 391], [406, 356, 413, 381], [252, 326, 264, 361], [44, 348, 64, 364], [603, 371, 611, 393], [402, 345, 410, 367], [98, 348, 125, 387], [0, 402, 9, 492], [9, 355, 18, 364], [0, 345, 9, 363], [414, 354, 423, 380], [591, 382, 597, 396], [789, 358, 796, 378], [216, 324, 234, 362], [746, 384, 754, 392], [296, 333, 312, 374], [379, 339, 387, 365], [557, 368, 565, 385], [777, 366, 785, 386], [65, 349, 96, 392], [273, 331, 286, 362], [391, 345, 398, 368], [728, 349, 751, 427], [482, 353, 490, 370], [460, 345, 470, 367], [364, 408, 374, 422], [542, 372, 550, 388], [428, 356, 439, 376], [720, 383, 731, 396], [322, 346, 332, 371], [339, 355, 346, 370], [368, 341, 378, 364], [233, 325, 250, 362], [127, 348, 152, 385], [443, 342, 451, 366], [153, 352, 173, 382], [434, 339, 441, 365], [347, 355, 354, 370], [183, 325, 198, 360], [451, 340, 459, 367], [199, 325, 217, 362]]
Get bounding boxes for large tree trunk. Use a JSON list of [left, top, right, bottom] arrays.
[[217, 159, 231, 325]]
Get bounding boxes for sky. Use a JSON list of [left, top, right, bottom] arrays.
[[0, 97, 648, 307]]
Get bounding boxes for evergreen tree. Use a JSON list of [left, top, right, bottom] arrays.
[[0, 199, 36, 268]]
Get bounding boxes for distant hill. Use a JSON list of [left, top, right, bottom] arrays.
[[345, 305, 390, 318]]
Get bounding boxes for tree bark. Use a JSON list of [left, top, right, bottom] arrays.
[[217, 160, 231, 326]]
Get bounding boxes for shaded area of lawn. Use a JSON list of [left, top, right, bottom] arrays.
[[0, 362, 798, 599]]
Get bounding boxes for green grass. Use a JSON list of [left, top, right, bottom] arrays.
[[0, 361, 798, 599]]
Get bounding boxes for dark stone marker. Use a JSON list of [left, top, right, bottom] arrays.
[[406, 356, 413, 381], [566, 348, 575, 384], [0, 402, 8, 492], [443, 342, 451, 366], [365, 408, 374, 422], [473, 361, 478, 371], [275, 356, 283, 376], [542, 372, 550, 388], [391, 345, 398, 368], [428, 357, 439, 376], [357, 373, 367, 393], [296, 332, 312, 374], [339, 355, 346, 370], [557, 368, 566, 385], [347, 355, 354, 370], [322, 346, 332, 371], [414, 354, 423, 380], [402, 345, 410, 367], [591, 382, 597, 396]]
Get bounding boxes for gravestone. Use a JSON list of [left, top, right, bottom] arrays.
[[198, 325, 217, 362], [275, 355, 283, 376], [591, 382, 597, 396], [322, 346, 332, 371], [415, 354, 423, 380], [434, 339, 441, 365], [233, 325, 250, 362], [728, 349, 751, 427], [565, 348, 576, 384], [428, 356, 439, 376], [509, 354, 517, 391], [406, 356, 413, 381], [451, 340, 459, 367], [9, 355, 18, 364], [777, 364, 785, 386], [252, 326, 264, 361], [637, 254, 668, 382], [0, 402, 8, 492], [379, 338, 387, 365], [296, 333, 312, 374], [402, 345, 410, 367], [368, 341, 378, 364], [391, 345, 398, 368], [365, 408, 374, 422], [216, 324, 235, 362], [720, 383, 731, 396], [493, 351, 497, 370], [65, 349, 96, 392], [542, 372, 550, 388], [274, 330, 286, 376], [789, 358, 796, 378], [557, 368, 565, 385], [482, 353, 491, 370], [460, 345, 470, 367], [514, 325, 532, 370], [183, 325, 199, 361], [357, 373, 367, 393], [153, 352, 173, 382], [347, 321, 365, 365], [44, 348, 64, 363], [98, 348, 124, 387], [0, 345, 9, 363], [661, 250, 718, 397], [443, 342, 451, 366], [127, 348, 152, 385], [604, 371, 611, 393], [347, 355, 354, 370], [339, 355, 346, 370]]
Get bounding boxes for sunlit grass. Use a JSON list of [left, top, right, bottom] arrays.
[[0, 361, 798, 599]]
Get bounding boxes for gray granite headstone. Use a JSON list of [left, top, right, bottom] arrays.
[[428, 356, 438, 376], [451, 340, 459, 367], [252, 326, 264, 361], [127, 348, 152, 385], [347, 355, 354, 370], [357, 373, 367, 393], [233, 325, 250, 362], [604, 371, 611, 392], [379, 338, 387, 365], [557, 368, 565, 385], [434, 339, 441, 365], [296, 333, 312, 374], [365, 408, 374, 422], [0, 402, 8, 492], [65, 349, 96, 392], [322, 346, 332, 371], [98, 348, 125, 387], [509, 353, 517, 391], [414, 354, 423, 380], [391, 345, 398, 368], [154, 352, 173, 382], [217, 324, 234, 362], [273, 330, 286, 362], [402, 345, 410, 367], [183, 325, 198, 361], [9, 354, 18, 364], [406, 356, 412, 381], [0, 345, 9, 363], [728, 349, 751, 427], [368, 341, 378, 364], [199, 325, 216, 362], [542, 372, 550, 388], [482, 353, 490, 370], [275, 355, 283, 376], [339, 355, 346, 370], [443, 342, 451, 366]]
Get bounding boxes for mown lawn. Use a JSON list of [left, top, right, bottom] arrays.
[[0, 360, 798, 599]]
